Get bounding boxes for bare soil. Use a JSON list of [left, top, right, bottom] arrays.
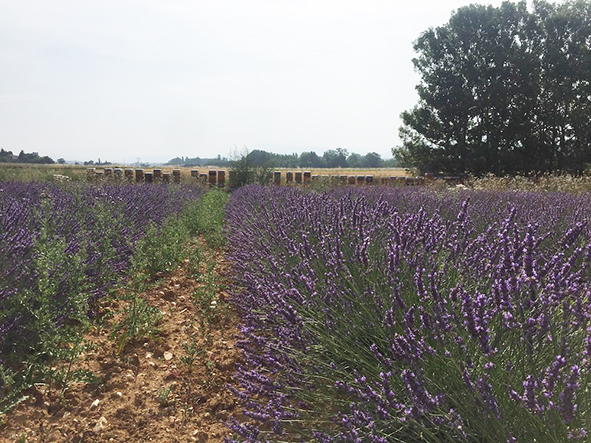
[[0, 243, 241, 443]]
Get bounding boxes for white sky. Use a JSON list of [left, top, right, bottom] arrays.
[[0, 0, 508, 164]]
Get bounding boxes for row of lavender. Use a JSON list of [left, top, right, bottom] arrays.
[[226, 186, 591, 442], [0, 182, 202, 372]]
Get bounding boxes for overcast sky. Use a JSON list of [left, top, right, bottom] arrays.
[[1, 0, 509, 164]]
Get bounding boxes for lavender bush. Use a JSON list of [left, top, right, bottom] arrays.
[[0, 181, 202, 403], [226, 185, 591, 442]]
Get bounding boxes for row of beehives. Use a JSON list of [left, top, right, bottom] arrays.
[[86, 168, 463, 186], [193, 170, 436, 186], [273, 171, 424, 186], [86, 168, 183, 183], [228, 171, 464, 186]]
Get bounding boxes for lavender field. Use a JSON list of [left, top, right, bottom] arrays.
[[226, 186, 591, 442], [0, 182, 202, 410]]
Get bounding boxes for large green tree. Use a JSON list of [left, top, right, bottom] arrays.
[[323, 148, 349, 168], [299, 151, 325, 168], [395, 0, 591, 175]]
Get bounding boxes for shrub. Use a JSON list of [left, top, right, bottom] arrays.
[[226, 186, 591, 442]]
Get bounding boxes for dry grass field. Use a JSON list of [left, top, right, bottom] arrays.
[[0, 163, 90, 182]]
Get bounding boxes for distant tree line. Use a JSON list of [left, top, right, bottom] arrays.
[[166, 149, 397, 169], [166, 154, 231, 167], [83, 159, 112, 166], [395, 0, 591, 176], [0, 149, 55, 164]]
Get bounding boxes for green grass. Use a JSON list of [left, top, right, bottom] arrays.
[[182, 188, 229, 248]]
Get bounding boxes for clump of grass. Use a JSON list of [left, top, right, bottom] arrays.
[[157, 384, 175, 407], [180, 340, 205, 373], [182, 188, 229, 248], [39, 333, 102, 398], [131, 217, 191, 279], [109, 295, 163, 354]]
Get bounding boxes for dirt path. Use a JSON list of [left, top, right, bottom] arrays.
[[1, 242, 241, 443]]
